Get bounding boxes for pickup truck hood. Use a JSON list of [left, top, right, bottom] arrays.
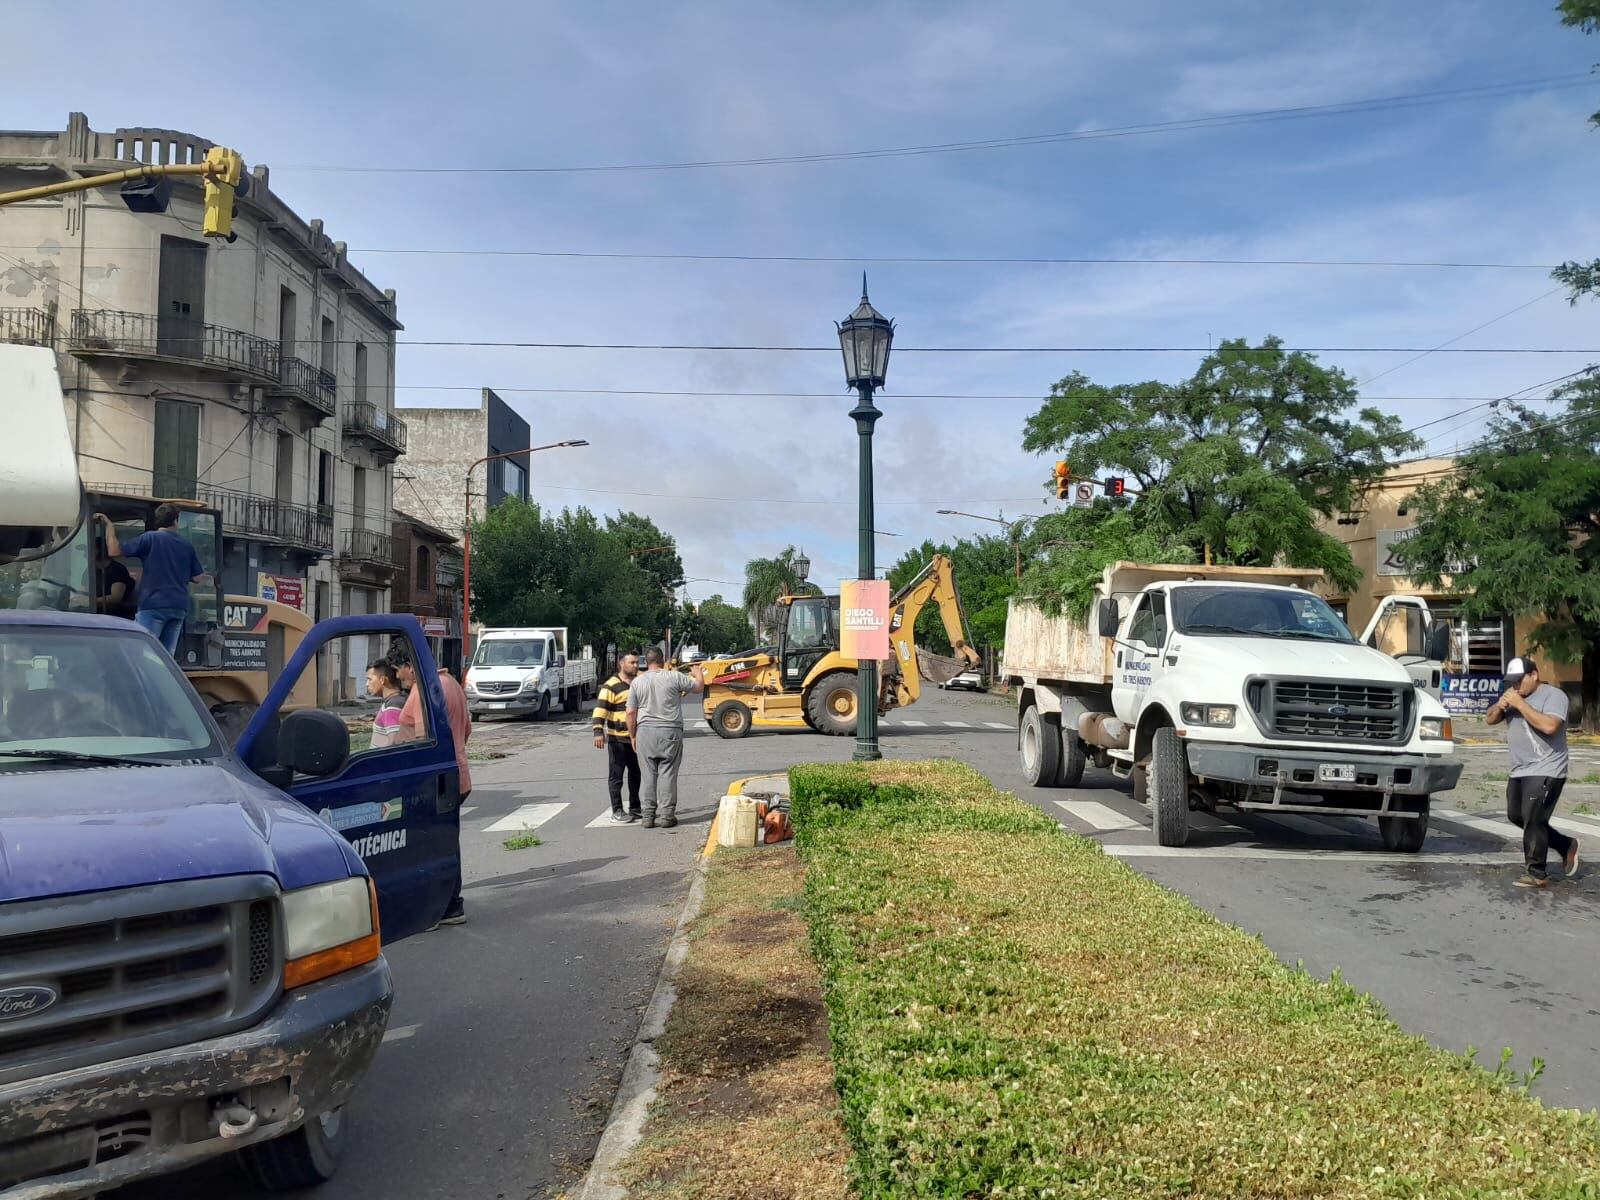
[[0, 762, 357, 903], [1173, 636, 1411, 685]]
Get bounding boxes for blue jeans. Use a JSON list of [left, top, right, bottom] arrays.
[[135, 608, 187, 654]]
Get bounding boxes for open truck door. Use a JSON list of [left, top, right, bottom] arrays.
[[236, 613, 461, 942], [1359, 595, 1447, 700]]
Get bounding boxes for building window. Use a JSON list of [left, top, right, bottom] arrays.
[[278, 287, 298, 360], [354, 341, 368, 403], [275, 431, 295, 503], [317, 450, 333, 516], [497, 457, 526, 500], [417, 545, 432, 594], [321, 316, 336, 373], [352, 465, 367, 516]]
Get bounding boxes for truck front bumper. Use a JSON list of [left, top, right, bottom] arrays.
[[469, 695, 540, 716], [0, 958, 392, 1200], [1185, 740, 1463, 798]]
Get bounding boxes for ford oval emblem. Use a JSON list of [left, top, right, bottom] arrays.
[[0, 984, 59, 1022], [1328, 704, 1350, 716]]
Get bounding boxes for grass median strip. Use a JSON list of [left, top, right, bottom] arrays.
[[619, 845, 852, 1198], [791, 759, 1600, 1199]]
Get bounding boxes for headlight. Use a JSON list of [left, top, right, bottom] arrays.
[[521, 672, 542, 692], [281, 877, 380, 990], [1180, 702, 1236, 728], [1420, 716, 1454, 741]]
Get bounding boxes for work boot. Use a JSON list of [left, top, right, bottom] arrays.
[[641, 816, 656, 829], [661, 815, 678, 829]]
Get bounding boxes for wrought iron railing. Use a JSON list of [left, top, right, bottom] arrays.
[[341, 528, 395, 566], [274, 356, 337, 418], [0, 307, 54, 347], [70, 309, 280, 381], [342, 400, 407, 454], [198, 485, 333, 552]]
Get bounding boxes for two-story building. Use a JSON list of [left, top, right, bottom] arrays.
[[0, 112, 407, 698]]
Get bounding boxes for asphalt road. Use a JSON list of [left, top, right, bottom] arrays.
[[121, 686, 1600, 1198]]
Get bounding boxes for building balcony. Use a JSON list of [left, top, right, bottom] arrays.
[[436, 559, 463, 590], [69, 309, 280, 384], [338, 528, 397, 583], [0, 307, 54, 347], [197, 485, 333, 555], [342, 400, 407, 461], [267, 356, 337, 426]]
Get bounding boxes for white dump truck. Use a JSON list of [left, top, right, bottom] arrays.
[[1001, 562, 1462, 851], [464, 626, 597, 719]]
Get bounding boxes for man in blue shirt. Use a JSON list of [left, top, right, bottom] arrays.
[[98, 504, 207, 655]]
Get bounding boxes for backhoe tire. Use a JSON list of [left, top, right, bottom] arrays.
[[1379, 799, 1429, 853], [1057, 729, 1087, 788], [1148, 726, 1191, 847], [711, 700, 753, 739], [243, 1107, 347, 1190], [210, 701, 258, 748], [1019, 705, 1061, 788], [805, 672, 858, 737]]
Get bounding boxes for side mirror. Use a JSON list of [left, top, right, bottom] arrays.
[[556, 653, 567, 667], [277, 709, 349, 779], [1427, 622, 1451, 662], [1096, 598, 1121, 639]]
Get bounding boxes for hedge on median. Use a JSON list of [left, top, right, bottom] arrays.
[[790, 759, 1600, 1199]]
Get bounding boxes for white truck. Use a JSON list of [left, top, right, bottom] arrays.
[[1002, 562, 1462, 852], [465, 626, 598, 719]]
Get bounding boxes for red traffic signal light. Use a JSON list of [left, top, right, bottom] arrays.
[[1107, 477, 1126, 497], [1054, 460, 1070, 500]]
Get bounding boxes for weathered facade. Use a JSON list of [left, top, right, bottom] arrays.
[[0, 113, 407, 697], [390, 509, 464, 673], [401, 388, 531, 537]]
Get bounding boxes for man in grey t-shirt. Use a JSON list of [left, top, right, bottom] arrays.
[[625, 648, 705, 828], [1486, 656, 1578, 888]]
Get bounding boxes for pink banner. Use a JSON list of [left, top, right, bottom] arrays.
[[839, 579, 891, 661]]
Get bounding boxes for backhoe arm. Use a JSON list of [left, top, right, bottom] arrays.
[[884, 553, 980, 710]]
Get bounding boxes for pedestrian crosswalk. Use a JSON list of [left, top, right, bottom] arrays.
[[507, 714, 1013, 738], [482, 803, 569, 833]]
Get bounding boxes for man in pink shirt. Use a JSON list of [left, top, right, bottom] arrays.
[[397, 656, 472, 927]]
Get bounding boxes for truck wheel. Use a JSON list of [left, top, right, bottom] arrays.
[[1019, 706, 1061, 787], [535, 691, 551, 721], [805, 672, 858, 736], [1057, 729, 1087, 788], [1379, 799, 1429, 853], [210, 701, 258, 748], [1148, 727, 1191, 847], [711, 700, 753, 739], [244, 1107, 347, 1190]]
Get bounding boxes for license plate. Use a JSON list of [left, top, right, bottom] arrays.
[[1319, 764, 1356, 783], [488, 702, 509, 710]]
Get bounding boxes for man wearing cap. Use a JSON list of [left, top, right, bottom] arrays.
[[1486, 656, 1578, 889]]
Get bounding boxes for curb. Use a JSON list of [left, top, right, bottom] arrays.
[[577, 825, 712, 1200]]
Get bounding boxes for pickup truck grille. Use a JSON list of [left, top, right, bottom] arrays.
[[0, 877, 281, 1087], [474, 680, 521, 696], [1248, 678, 1411, 745]]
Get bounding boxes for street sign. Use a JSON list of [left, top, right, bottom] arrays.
[[1071, 481, 1096, 508]]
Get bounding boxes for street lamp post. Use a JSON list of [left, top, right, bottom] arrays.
[[462, 439, 588, 667], [837, 276, 894, 762], [936, 508, 1030, 579]]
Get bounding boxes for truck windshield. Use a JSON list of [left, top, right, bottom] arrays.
[[0, 519, 93, 614], [473, 639, 548, 667], [1170, 587, 1355, 643], [0, 625, 220, 769]]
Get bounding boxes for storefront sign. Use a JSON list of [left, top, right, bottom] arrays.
[[839, 579, 891, 661], [1441, 673, 1504, 716], [1377, 527, 1470, 578], [422, 617, 450, 637], [257, 572, 305, 610]]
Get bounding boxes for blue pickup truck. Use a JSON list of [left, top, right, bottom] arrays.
[[0, 610, 462, 1197]]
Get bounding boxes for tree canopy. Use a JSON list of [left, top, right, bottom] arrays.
[[682, 594, 751, 655], [1552, 2, 1600, 298], [887, 534, 1018, 653], [1396, 379, 1600, 716], [742, 547, 819, 642]]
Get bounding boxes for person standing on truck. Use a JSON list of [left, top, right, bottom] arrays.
[[593, 651, 642, 823], [625, 649, 704, 829], [396, 652, 472, 926], [1486, 656, 1579, 889], [97, 506, 205, 656]]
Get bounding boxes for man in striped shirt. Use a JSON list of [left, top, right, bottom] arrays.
[[593, 652, 642, 823]]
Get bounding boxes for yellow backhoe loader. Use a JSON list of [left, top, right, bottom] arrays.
[[699, 553, 980, 738]]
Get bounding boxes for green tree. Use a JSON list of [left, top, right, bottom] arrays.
[[1397, 381, 1600, 722], [887, 535, 1017, 654], [1551, 3, 1600, 298], [742, 546, 818, 642], [683, 594, 751, 654], [605, 511, 684, 645], [1021, 338, 1419, 594], [1020, 507, 1198, 620]]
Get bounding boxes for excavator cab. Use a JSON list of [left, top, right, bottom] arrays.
[[780, 594, 839, 689]]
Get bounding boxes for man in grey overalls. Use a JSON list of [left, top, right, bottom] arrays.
[[625, 648, 705, 829]]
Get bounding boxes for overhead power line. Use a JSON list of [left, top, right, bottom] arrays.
[[389, 340, 1600, 354], [272, 73, 1597, 175]]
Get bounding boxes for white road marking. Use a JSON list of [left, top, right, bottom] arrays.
[[1434, 808, 1516, 839], [484, 803, 569, 833], [984, 721, 1012, 730], [1104, 844, 1513, 865], [459, 806, 477, 817], [943, 721, 970, 728], [585, 807, 633, 828], [1057, 800, 1144, 832], [382, 1023, 420, 1043], [901, 720, 928, 727]]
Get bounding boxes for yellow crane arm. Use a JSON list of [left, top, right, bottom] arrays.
[[884, 553, 980, 709]]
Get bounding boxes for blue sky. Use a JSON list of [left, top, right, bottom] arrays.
[[9, 1, 1600, 602]]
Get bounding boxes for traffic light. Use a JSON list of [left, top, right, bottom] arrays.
[[1107, 476, 1126, 498], [201, 147, 246, 240], [1054, 460, 1070, 500]]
